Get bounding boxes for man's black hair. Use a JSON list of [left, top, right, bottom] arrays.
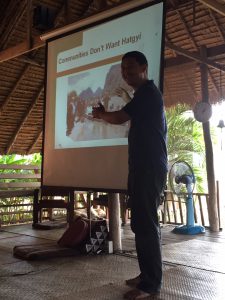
[[122, 51, 148, 66]]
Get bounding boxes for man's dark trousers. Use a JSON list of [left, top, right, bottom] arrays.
[[128, 169, 167, 293]]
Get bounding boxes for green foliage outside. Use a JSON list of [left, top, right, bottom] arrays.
[[0, 153, 42, 166], [166, 104, 211, 193], [0, 153, 42, 225]]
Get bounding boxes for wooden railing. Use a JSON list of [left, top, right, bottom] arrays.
[[0, 164, 41, 226], [0, 164, 41, 197], [0, 190, 87, 226], [0, 189, 222, 229], [159, 190, 212, 227]]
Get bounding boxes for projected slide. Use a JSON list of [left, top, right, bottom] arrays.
[[50, 2, 164, 149], [43, 0, 164, 190]]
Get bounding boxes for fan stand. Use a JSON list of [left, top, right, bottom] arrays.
[[172, 183, 205, 235]]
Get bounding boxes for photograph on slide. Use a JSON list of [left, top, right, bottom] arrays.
[[55, 60, 132, 149]]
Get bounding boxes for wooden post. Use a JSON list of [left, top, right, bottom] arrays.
[[27, 0, 32, 49], [86, 192, 91, 220], [108, 193, 122, 252], [200, 46, 219, 231], [216, 180, 221, 229], [64, 0, 71, 25]]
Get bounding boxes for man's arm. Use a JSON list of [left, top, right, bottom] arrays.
[[92, 103, 130, 124]]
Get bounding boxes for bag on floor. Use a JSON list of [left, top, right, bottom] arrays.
[[58, 217, 108, 254], [78, 219, 109, 255]]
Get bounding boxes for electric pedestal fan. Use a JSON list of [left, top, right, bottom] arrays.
[[169, 161, 205, 235]]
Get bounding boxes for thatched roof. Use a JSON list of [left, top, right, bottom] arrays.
[[0, 0, 225, 155]]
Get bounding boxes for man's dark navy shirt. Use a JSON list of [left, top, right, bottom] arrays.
[[123, 80, 167, 173]]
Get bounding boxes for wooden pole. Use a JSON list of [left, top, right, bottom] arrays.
[[200, 46, 219, 231], [216, 180, 221, 229], [27, 0, 32, 49], [108, 193, 122, 252]]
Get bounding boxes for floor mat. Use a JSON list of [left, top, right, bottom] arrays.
[[162, 239, 225, 273]]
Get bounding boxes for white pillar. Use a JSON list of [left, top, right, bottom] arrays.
[[108, 193, 122, 252]]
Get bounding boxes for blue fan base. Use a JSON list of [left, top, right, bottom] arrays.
[[172, 225, 205, 235]]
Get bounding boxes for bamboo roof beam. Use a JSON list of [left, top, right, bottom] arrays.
[[169, 0, 198, 50], [208, 69, 220, 94], [0, 1, 65, 64], [208, 8, 225, 95], [27, 129, 43, 155], [209, 10, 225, 43], [0, 65, 31, 114], [16, 56, 44, 67], [164, 80, 173, 102], [165, 33, 177, 57], [168, 0, 202, 100], [27, 0, 32, 49], [166, 41, 225, 72], [0, 0, 93, 64], [0, 37, 44, 64], [6, 85, 44, 154], [0, 0, 27, 50], [197, 0, 225, 17], [183, 71, 198, 101]]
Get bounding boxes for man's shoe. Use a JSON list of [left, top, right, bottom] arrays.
[[125, 275, 141, 288], [123, 288, 159, 299]]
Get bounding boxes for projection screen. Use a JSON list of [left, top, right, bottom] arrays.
[[42, 0, 165, 191]]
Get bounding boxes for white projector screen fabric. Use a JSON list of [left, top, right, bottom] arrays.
[[42, 0, 165, 191]]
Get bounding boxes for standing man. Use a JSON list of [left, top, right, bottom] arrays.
[[92, 51, 167, 299]]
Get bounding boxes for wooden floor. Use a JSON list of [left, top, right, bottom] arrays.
[[0, 221, 225, 300]]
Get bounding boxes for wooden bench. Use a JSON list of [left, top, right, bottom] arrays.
[[0, 164, 41, 198], [32, 186, 75, 227]]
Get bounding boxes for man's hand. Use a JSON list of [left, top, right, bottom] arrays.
[[115, 87, 131, 103], [92, 102, 105, 119]]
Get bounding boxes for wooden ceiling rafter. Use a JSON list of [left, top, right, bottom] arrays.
[[16, 55, 44, 67], [0, 1, 9, 20], [0, 1, 69, 120], [0, 46, 42, 116], [169, 0, 198, 50], [0, 1, 20, 42], [92, 0, 108, 10], [0, 36, 44, 64], [182, 70, 199, 101], [2, 1, 70, 153], [197, 0, 225, 16], [164, 79, 173, 103], [64, 0, 72, 24], [0, 64, 31, 115], [166, 41, 225, 72], [54, 1, 73, 28], [3, 0, 96, 155], [0, 0, 95, 64], [6, 84, 44, 154], [209, 9, 225, 42], [168, 0, 205, 102], [169, 0, 221, 99], [165, 33, 177, 57], [0, 0, 27, 50], [0, 0, 66, 64], [206, 8, 225, 95], [27, 128, 42, 154], [208, 68, 220, 94], [26, 0, 32, 49], [165, 42, 225, 69], [64, 0, 94, 24]]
